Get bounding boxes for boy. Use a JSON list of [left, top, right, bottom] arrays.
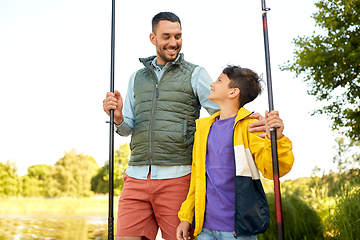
[[176, 65, 294, 240]]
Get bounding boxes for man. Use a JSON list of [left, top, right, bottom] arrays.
[[103, 12, 265, 240]]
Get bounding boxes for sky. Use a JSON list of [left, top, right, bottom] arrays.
[[0, 0, 337, 180]]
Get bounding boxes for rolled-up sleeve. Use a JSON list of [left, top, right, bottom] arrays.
[[191, 67, 219, 115], [115, 71, 137, 137]]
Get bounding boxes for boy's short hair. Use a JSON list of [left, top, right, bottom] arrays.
[[152, 12, 181, 33], [223, 65, 263, 107]]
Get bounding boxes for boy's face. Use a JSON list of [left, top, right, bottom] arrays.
[[209, 73, 233, 102]]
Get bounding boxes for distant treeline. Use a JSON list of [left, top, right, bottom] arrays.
[[0, 144, 130, 197]]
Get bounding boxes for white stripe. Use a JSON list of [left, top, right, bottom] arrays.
[[234, 145, 260, 180]]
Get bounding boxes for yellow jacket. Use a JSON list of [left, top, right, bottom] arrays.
[[178, 108, 294, 236]]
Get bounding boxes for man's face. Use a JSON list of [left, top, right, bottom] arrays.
[[150, 20, 182, 65]]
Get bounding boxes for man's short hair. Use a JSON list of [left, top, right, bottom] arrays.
[[223, 65, 263, 107], [152, 12, 181, 33]]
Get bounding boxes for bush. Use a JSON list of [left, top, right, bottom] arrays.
[[258, 193, 324, 240]]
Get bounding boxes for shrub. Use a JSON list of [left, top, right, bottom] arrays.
[[258, 193, 324, 240]]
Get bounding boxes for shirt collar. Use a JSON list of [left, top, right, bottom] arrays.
[[151, 54, 181, 70]]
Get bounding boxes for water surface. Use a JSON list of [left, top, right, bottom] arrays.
[[0, 214, 107, 240]]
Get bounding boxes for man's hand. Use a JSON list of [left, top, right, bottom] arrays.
[[176, 221, 191, 240], [248, 112, 266, 138], [103, 90, 124, 125]]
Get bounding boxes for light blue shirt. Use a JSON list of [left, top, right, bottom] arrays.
[[115, 56, 219, 180]]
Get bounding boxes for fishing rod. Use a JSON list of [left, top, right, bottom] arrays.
[[260, 0, 284, 239], [107, 0, 116, 239]]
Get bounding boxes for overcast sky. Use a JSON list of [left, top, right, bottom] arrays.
[[0, 0, 337, 179]]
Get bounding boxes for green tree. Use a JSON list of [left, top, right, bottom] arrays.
[[281, 0, 360, 140], [0, 160, 19, 196], [28, 164, 49, 180], [333, 136, 360, 173], [21, 164, 50, 197], [21, 175, 44, 197], [44, 165, 62, 197], [91, 144, 130, 195], [44, 149, 99, 197]]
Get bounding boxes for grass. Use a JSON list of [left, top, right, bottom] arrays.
[[258, 193, 324, 240], [325, 187, 360, 240], [0, 195, 120, 216]]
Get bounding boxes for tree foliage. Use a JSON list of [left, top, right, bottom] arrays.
[[333, 136, 360, 173], [91, 144, 130, 195], [281, 0, 360, 140], [0, 160, 19, 197], [27, 164, 49, 180], [1, 145, 130, 198], [21, 164, 50, 197], [44, 149, 99, 197]]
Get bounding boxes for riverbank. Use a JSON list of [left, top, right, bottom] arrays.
[[0, 195, 120, 215]]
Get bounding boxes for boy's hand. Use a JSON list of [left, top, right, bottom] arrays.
[[265, 110, 284, 140], [176, 221, 191, 240], [103, 90, 124, 125], [248, 112, 266, 138]]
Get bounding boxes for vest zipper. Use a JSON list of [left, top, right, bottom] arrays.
[[149, 82, 159, 165], [148, 65, 172, 164]]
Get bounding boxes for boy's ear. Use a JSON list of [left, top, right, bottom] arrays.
[[150, 33, 156, 46], [229, 88, 240, 99]]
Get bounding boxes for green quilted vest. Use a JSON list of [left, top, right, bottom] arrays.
[[129, 53, 200, 166]]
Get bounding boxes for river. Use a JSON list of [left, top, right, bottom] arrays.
[[0, 214, 164, 239], [0, 214, 108, 239]]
